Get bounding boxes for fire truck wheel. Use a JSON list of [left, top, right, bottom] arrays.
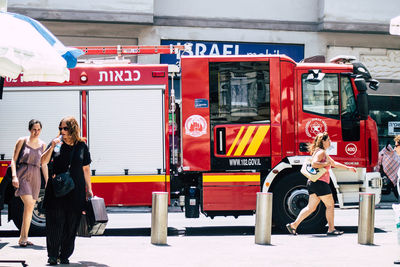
[[272, 172, 327, 234], [9, 189, 46, 235]]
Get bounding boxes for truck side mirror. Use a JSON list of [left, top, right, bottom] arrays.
[[305, 69, 325, 85], [354, 78, 368, 120], [368, 79, 379, 91]]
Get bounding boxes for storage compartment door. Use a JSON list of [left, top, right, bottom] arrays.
[[0, 90, 81, 159], [88, 89, 166, 206]]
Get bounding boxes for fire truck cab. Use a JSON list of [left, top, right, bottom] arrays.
[[177, 54, 381, 232]]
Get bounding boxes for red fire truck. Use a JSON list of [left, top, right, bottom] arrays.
[[0, 45, 382, 234]]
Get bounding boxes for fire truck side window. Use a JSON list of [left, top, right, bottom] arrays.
[[209, 61, 270, 123], [340, 75, 357, 117], [302, 73, 339, 118]]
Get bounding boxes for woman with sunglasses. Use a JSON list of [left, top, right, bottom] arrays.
[[10, 119, 48, 247], [41, 116, 93, 265], [286, 132, 356, 236]]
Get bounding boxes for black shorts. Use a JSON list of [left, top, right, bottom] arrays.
[[307, 180, 332, 196]]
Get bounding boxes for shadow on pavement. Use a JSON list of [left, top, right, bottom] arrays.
[[9, 244, 45, 250], [1, 225, 387, 238], [103, 225, 387, 236], [0, 230, 19, 237], [0, 260, 27, 267], [67, 261, 110, 267], [103, 227, 185, 236], [104, 226, 285, 236]]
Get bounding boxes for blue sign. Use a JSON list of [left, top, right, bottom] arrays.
[[195, 99, 209, 108], [161, 40, 304, 65]]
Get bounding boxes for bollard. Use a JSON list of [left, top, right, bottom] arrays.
[[151, 192, 168, 245], [255, 192, 273, 245], [358, 193, 375, 245]]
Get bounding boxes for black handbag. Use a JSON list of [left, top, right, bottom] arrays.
[[52, 145, 75, 197], [0, 139, 27, 209]]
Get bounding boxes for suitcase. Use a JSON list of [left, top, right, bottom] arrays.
[[76, 214, 91, 237], [86, 196, 108, 236]]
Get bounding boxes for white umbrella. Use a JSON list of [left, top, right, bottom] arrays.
[[0, 12, 83, 82]]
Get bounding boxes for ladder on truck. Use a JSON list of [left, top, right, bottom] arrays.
[[75, 44, 192, 57]]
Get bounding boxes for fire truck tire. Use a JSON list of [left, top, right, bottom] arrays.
[[272, 172, 327, 234], [9, 189, 46, 236]]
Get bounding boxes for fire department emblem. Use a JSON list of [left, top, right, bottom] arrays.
[[305, 118, 328, 138], [345, 143, 357, 155], [185, 115, 207, 137]]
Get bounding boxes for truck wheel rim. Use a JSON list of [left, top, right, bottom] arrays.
[[31, 190, 46, 227], [286, 187, 309, 218]]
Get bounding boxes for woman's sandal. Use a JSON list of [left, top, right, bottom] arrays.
[[18, 241, 27, 247], [286, 223, 297, 235], [327, 229, 344, 236], [18, 241, 34, 247]]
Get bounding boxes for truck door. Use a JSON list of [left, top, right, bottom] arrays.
[[296, 70, 366, 166], [209, 60, 271, 171]]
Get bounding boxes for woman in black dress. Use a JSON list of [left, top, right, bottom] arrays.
[[41, 116, 93, 265]]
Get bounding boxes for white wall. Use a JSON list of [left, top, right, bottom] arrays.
[[154, 0, 320, 22], [321, 0, 400, 24], [9, 0, 154, 13]]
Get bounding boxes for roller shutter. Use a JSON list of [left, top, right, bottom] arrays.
[[88, 88, 165, 175], [0, 90, 81, 159]]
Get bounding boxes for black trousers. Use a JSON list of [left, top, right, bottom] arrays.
[[46, 208, 81, 259]]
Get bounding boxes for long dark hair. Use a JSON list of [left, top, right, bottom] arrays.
[[59, 116, 85, 144]]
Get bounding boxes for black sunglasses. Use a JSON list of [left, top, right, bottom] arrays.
[[59, 127, 69, 131]]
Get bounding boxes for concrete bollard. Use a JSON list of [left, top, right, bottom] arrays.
[[151, 192, 168, 245], [255, 192, 273, 245], [358, 193, 375, 245]]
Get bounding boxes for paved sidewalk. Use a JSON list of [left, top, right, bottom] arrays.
[[0, 208, 399, 267]]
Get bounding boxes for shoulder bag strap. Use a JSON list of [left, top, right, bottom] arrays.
[[67, 144, 76, 172], [311, 148, 325, 166]]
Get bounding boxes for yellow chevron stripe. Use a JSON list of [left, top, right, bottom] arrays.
[[0, 177, 3, 183], [234, 126, 256, 156], [203, 174, 260, 183], [244, 125, 270, 156], [91, 175, 170, 183], [227, 126, 245, 156]]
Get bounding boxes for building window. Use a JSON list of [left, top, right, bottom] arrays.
[[369, 95, 400, 150]]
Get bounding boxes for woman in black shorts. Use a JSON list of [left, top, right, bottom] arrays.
[[286, 132, 356, 235]]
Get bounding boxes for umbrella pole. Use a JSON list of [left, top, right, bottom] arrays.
[[0, 0, 7, 12]]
